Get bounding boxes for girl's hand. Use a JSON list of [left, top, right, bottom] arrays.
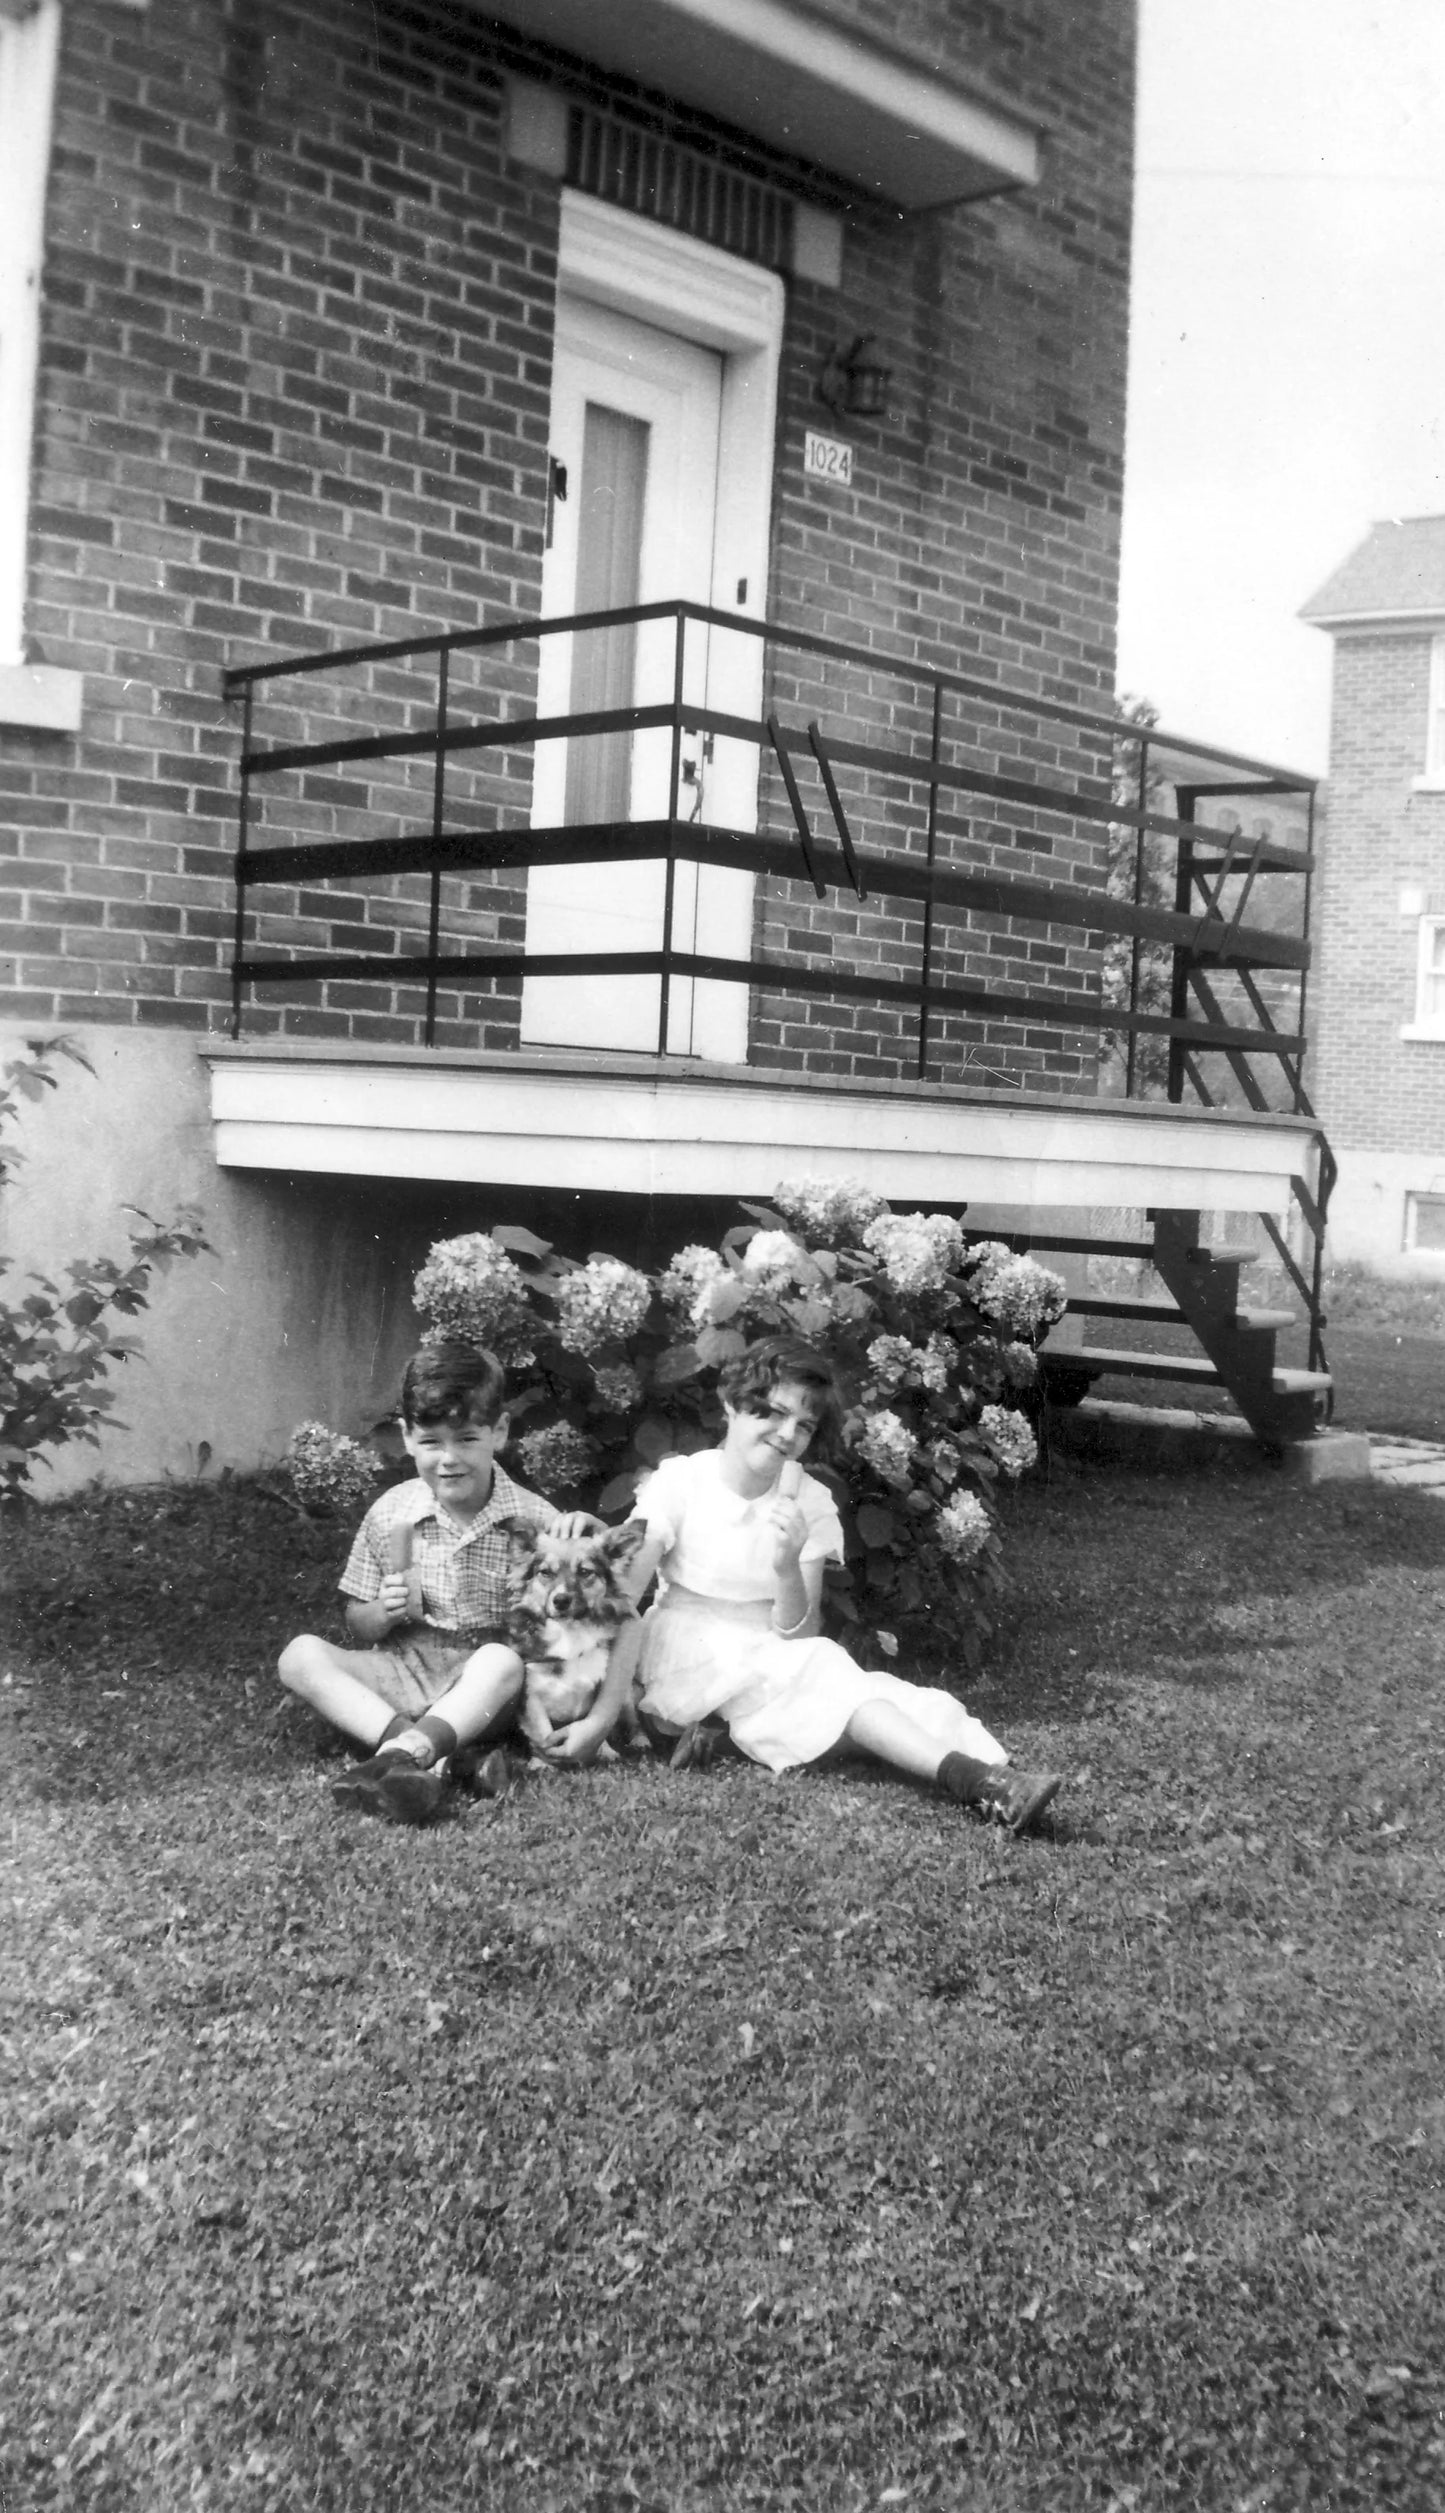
[[767, 1493, 807, 1574]]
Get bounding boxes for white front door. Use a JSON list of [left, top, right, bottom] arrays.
[[521, 292, 753, 1058]]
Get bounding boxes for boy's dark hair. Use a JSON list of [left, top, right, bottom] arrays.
[[719, 1335, 840, 1448], [401, 1340, 507, 1429]]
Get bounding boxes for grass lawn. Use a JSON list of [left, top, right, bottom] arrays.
[[5, 1456, 1445, 2512]]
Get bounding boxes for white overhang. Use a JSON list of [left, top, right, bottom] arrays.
[[203, 1045, 1317, 1217], [482, 0, 1040, 209]]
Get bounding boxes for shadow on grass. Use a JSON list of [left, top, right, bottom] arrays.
[[6, 1460, 1445, 1802]]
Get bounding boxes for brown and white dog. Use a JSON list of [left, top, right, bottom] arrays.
[[504, 1519, 647, 1762]]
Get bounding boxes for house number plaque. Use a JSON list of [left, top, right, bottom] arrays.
[[803, 430, 854, 487]]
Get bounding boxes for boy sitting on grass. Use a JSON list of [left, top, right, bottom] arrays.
[[278, 1339, 617, 1825]]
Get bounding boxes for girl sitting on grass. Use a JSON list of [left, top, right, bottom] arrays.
[[624, 1335, 1061, 1831]]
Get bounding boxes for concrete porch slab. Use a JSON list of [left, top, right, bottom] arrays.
[[203, 1041, 1322, 1215]]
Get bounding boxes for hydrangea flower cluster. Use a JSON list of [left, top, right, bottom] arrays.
[[771, 1174, 887, 1249], [866, 1330, 956, 1395], [963, 1242, 1068, 1339], [516, 1422, 596, 1496], [591, 1360, 643, 1414], [977, 1403, 1039, 1479], [855, 1409, 917, 1485], [286, 1421, 379, 1513], [554, 1256, 653, 1356], [1002, 1341, 1039, 1389], [659, 1244, 727, 1325], [862, 1210, 965, 1295], [413, 1233, 535, 1363], [936, 1489, 992, 1565], [738, 1228, 808, 1290]]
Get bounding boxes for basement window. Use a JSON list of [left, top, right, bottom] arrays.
[[1404, 1193, 1445, 1254]]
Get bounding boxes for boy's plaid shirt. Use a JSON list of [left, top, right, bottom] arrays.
[[340, 1464, 558, 1640]]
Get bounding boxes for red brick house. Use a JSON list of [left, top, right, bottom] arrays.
[[1, 0, 1332, 1482], [1301, 516, 1445, 1271]]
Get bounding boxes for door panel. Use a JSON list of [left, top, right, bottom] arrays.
[[522, 293, 752, 1059]]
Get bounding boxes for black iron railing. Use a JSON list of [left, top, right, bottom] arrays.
[[223, 600, 1335, 1378], [223, 599, 1319, 1103]]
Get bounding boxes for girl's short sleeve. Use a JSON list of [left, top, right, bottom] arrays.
[[632, 1453, 689, 1552], [800, 1476, 845, 1565]]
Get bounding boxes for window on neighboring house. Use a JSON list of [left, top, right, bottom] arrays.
[[1404, 914, 1445, 1039], [0, 0, 61, 670], [1427, 635, 1445, 783]]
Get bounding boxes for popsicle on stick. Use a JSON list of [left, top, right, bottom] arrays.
[[778, 1460, 803, 1500], [387, 1522, 413, 1574]]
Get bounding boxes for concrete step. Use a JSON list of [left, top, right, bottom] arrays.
[[1043, 1346, 1329, 1401]]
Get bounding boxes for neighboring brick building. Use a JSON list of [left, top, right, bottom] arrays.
[[0, 0, 1331, 1480], [1302, 517, 1445, 1270]]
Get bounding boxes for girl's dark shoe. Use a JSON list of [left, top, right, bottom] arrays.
[[982, 1767, 1062, 1833], [939, 1752, 1062, 1834]]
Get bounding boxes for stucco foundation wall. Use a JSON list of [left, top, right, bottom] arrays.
[[1320, 1141, 1445, 1277], [0, 1023, 485, 1492]]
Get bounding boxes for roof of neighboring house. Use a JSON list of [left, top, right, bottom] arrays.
[[1301, 516, 1445, 628]]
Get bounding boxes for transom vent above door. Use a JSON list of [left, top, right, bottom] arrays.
[[567, 104, 794, 272]]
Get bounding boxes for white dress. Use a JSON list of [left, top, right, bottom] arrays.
[[632, 1449, 1006, 1775]]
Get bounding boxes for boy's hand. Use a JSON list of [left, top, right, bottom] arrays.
[[378, 1568, 423, 1625], [551, 1510, 604, 1539]]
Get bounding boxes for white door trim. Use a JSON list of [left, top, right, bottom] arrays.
[[557, 191, 783, 636]]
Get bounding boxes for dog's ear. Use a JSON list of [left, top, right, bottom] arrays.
[[598, 1519, 648, 1569]]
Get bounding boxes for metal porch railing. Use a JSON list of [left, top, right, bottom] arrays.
[[221, 601, 1333, 1376]]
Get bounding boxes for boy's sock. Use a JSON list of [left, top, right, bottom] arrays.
[[416, 1712, 459, 1764], [377, 1713, 458, 1770]]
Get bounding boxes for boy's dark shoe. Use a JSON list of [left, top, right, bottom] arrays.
[[454, 1744, 524, 1800], [332, 1747, 445, 1826]]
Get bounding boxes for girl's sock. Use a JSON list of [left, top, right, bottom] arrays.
[[937, 1751, 1003, 1804]]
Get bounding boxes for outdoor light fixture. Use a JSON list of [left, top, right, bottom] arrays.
[[816, 334, 892, 421]]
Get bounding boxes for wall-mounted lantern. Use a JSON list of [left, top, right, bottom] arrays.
[[816, 334, 892, 422]]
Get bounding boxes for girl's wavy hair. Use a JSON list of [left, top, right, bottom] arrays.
[[718, 1335, 841, 1453]]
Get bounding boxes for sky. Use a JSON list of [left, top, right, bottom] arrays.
[[1116, 0, 1445, 776]]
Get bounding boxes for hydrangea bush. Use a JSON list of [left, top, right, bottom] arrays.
[[286, 1421, 382, 1515], [406, 1184, 1066, 1674]]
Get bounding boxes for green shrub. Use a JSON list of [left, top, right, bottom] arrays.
[[403, 1180, 1066, 1672], [0, 1037, 210, 1499]]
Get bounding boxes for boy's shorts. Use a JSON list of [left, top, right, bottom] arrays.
[[353, 1626, 515, 1720]]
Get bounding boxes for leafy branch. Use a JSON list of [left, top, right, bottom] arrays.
[[0, 1038, 211, 1498]]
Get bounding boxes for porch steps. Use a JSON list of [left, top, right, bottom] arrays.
[[1018, 1209, 1332, 1449]]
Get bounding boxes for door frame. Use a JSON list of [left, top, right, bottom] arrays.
[[555, 188, 784, 681]]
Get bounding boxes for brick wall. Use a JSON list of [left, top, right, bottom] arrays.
[[1, 0, 1133, 1084], [1314, 631, 1445, 1156]]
